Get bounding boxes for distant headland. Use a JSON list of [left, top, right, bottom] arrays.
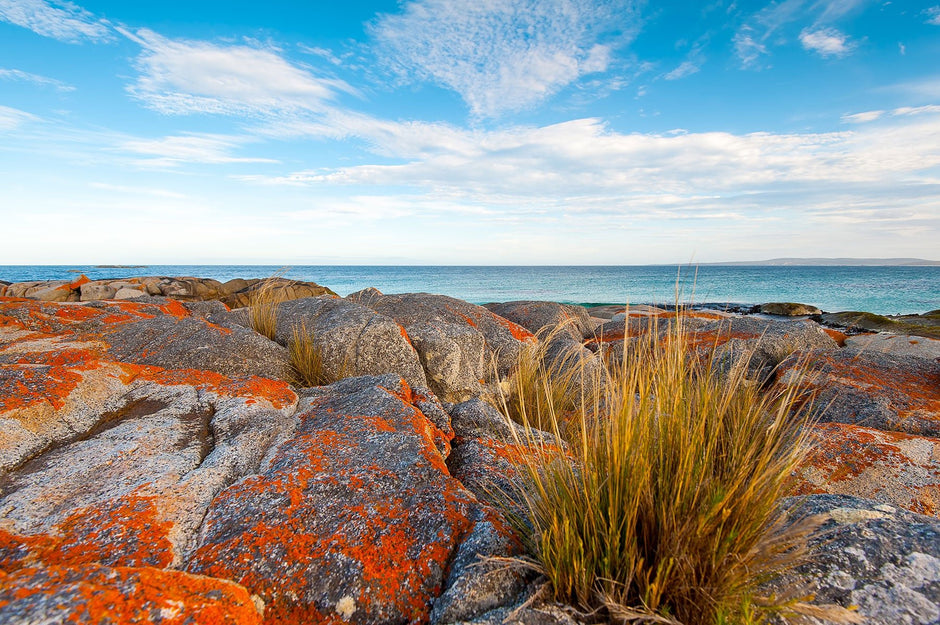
[[706, 257, 940, 266]]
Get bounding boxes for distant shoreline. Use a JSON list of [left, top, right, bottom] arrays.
[[702, 258, 940, 267]]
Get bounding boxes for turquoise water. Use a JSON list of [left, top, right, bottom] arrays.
[[1, 265, 938, 316]]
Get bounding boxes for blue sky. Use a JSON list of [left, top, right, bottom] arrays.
[[1, 0, 938, 264]]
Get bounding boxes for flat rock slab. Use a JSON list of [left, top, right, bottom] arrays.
[[796, 423, 940, 516], [778, 350, 940, 437], [843, 333, 940, 360], [187, 375, 497, 624], [769, 494, 940, 625]]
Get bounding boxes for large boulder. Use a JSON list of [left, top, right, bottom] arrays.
[[795, 423, 940, 516], [759, 302, 822, 316], [485, 301, 595, 342], [777, 350, 940, 437], [186, 375, 507, 624], [348, 291, 534, 403], [766, 494, 940, 625], [265, 296, 428, 389], [220, 277, 336, 309], [821, 311, 940, 340], [843, 333, 940, 361]]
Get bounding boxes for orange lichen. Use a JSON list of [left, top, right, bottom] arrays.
[[0, 348, 103, 413], [57, 274, 90, 291], [119, 364, 297, 410], [822, 328, 849, 346], [0, 563, 262, 624], [492, 314, 536, 342]]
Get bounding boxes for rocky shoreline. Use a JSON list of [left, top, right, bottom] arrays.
[[1, 275, 938, 624]]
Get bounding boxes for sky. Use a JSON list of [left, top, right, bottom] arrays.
[[0, 0, 938, 265]]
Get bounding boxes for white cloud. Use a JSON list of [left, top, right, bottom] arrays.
[[249, 108, 940, 238], [663, 60, 700, 81], [369, 0, 639, 117], [0, 104, 36, 130], [0, 67, 74, 90], [0, 0, 110, 42], [799, 27, 854, 57], [842, 110, 883, 123], [733, 29, 768, 68], [118, 133, 279, 168], [121, 28, 355, 116], [925, 6, 940, 25]]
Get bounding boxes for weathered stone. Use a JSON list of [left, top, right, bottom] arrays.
[[114, 287, 147, 300], [220, 278, 336, 309], [795, 423, 940, 516], [777, 350, 940, 436], [485, 301, 595, 341], [186, 374, 494, 625], [822, 311, 940, 340], [430, 519, 527, 624], [0, 563, 263, 624], [766, 494, 940, 625], [760, 302, 822, 316], [220, 278, 256, 296], [269, 296, 428, 389], [347, 292, 534, 401], [843, 333, 940, 361], [79, 283, 117, 301]]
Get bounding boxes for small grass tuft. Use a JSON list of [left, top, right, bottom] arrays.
[[248, 277, 286, 340], [287, 322, 349, 387], [501, 313, 858, 625]]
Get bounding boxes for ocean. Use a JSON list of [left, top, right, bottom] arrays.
[[1, 265, 938, 316]]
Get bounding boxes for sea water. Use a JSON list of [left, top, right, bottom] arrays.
[[1, 265, 937, 316]]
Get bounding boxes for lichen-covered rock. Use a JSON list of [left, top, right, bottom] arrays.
[[186, 375, 496, 624], [269, 296, 428, 390], [0, 297, 290, 382], [795, 423, 940, 516], [220, 278, 336, 309], [843, 333, 940, 361], [777, 350, 940, 436], [821, 311, 940, 340], [759, 302, 822, 316], [485, 301, 595, 342], [0, 563, 263, 624], [767, 494, 940, 625], [348, 292, 535, 403], [694, 316, 838, 381]]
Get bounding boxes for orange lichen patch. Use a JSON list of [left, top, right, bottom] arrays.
[[119, 364, 297, 410], [189, 386, 478, 624], [157, 299, 191, 320], [822, 328, 849, 346], [398, 323, 414, 348], [0, 494, 175, 571], [53, 493, 176, 569], [493, 314, 536, 342], [52, 274, 91, 292], [52, 304, 103, 322], [685, 327, 762, 352], [585, 326, 627, 346], [0, 347, 104, 413], [0, 563, 262, 624], [795, 423, 940, 516]]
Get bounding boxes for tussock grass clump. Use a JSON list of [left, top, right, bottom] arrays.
[[288, 323, 348, 387], [248, 277, 286, 340], [502, 315, 856, 624], [288, 322, 352, 387]]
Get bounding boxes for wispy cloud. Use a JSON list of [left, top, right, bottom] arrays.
[[925, 6, 940, 25], [119, 133, 279, 168], [0, 0, 111, 42], [842, 110, 883, 123], [663, 60, 700, 81], [0, 67, 74, 90], [120, 28, 356, 116], [733, 0, 867, 66], [369, 0, 639, 117], [799, 27, 853, 57], [0, 104, 37, 130]]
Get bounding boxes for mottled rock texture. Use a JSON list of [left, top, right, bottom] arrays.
[[778, 350, 940, 437], [769, 494, 940, 625], [348, 292, 534, 403]]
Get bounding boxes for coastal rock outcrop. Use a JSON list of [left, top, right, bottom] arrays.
[[777, 349, 940, 437], [347, 291, 535, 403], [767, 494, 940, 625], [759, 302, 822, 316]]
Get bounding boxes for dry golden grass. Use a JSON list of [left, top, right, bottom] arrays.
[[500, 313, 859, 625], [247, 277, 286, 340], [287, 322, 349, 387]]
